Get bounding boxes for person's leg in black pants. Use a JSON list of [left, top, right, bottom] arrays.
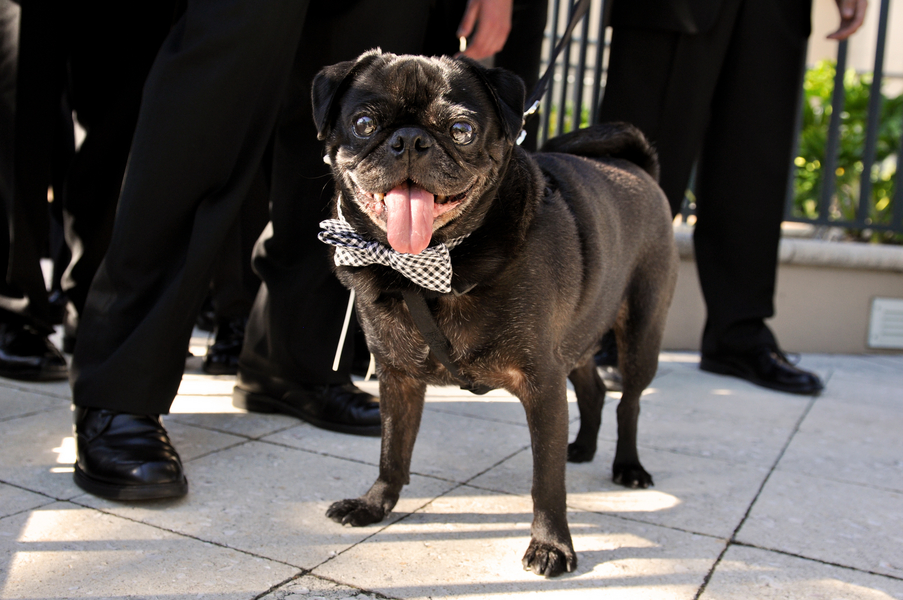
[[0, 1, 71, 381], [594, 1, 742, 383], [0, 0, 18, 314], [692, 0, 821, 394], [70, 0, 311, 500], [694, 0, 808, 356], [234, 0, 432, 435], [202, 162, 269, 375], [598, 0, 822, 394], [60, 1, 176, 352], [598, 1, 743, 216]]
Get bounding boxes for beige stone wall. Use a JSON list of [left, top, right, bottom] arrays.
[[661, 228, 903, 354]]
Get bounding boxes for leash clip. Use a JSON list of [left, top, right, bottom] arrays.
[[516, 100, 541, 145]]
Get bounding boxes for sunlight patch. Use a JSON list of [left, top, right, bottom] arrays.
[[52, 437, 75, 465], [569, 489, 681, 512]]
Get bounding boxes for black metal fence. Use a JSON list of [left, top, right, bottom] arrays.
[[537, 0, 903, 239]]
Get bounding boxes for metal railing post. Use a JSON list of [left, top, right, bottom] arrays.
[[894, 124, 903, 231], [555, 0, 577, 136], [540, 0, 562, 144], [817, 39, 848, 223], [857, 0, 891, 226], [571, 5, 591, 130], [589, 1, 609, 125]]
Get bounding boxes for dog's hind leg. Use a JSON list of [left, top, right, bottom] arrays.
[[327, 369, 426, 526], [520, 372, 578, 576], [611, 275, 673, 489], [566, 358, 606, 463]]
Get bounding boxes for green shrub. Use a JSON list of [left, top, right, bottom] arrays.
[[793, 60, 902, 243]]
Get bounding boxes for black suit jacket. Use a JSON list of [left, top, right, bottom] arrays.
[[611, 0, 724, 33], [610, 0, 810, 36]]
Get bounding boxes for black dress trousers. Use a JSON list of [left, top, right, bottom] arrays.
[[71, 0, 312, 414], [72, 0, 434, 415], [598, 0, 811, 356], [238, 0, 433, 386]]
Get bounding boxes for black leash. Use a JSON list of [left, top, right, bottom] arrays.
[[400, 0, 590, 394], [519, 0, 591, 143], [402, 290, 493, 395]]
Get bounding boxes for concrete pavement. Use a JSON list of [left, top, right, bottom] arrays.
[[1, 331, 901, 599]]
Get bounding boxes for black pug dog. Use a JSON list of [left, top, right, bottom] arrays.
[[312, 49, 678, 577]]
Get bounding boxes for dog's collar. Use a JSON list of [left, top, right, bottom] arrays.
[[318, 217, 469, 294]]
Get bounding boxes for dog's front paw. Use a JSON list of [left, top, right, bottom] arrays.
[[612, 462, 653, 489], [521, 538, 577, 577], [567, 441, 597, 463], [326, 498, 388, 527]]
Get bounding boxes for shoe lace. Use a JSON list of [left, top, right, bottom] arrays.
[[767, 346, 801, 367]]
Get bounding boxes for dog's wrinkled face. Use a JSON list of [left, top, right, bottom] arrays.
[[313, 50, 525, 254]]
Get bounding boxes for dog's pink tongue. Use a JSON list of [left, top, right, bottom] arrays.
[[385, 182, 434, 254]]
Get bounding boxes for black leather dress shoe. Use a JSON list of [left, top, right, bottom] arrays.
[[73, 408, 188, 500], [233, 372, 380, 436], [47, 290, 68, 325], [0, 322, 68, 381], [700, 346, 824, 395], [202, 317, 246, 375]]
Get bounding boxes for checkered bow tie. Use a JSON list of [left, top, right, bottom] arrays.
[[318, 218, 467, 293]]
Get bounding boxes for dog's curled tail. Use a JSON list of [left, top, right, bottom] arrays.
[[539, 122, 660, 181]]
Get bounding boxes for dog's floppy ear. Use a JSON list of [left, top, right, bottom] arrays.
[[312, 48, 383, 141], [458, 57, 526, 143]]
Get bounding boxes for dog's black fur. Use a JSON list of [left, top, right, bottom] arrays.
[[312, 49, 678, 577]]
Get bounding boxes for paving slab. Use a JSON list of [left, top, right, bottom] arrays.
[[0, 483, 54, 520], [264, 403, 532, 483], [0, 501, 298, 600], [261, 575, 379, 599], [2, 352, 899, 599], [164, 418, 250, 462], [804, 353, 903, 379], [0, 405, 84, 500], [470, 440, 769, 539], [176, 372, 238, 397], [818, 372, 903, 410], [776, 396, 903, 492], [596, 369, 811, 467], [169, 393, 298, 440], [424, 387, 543, 427], [0, 377, 71, 403], [701, 545, 903, 600], [0, 380, 69, 422], [870, 354, 903, 371], [75, 440, 457, 570], [737, 470, 903, 578], [314, 485, 725, 599]]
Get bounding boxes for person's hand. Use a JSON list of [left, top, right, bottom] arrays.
[[456, 0, 513, 60], [828, 0, 867, 40]]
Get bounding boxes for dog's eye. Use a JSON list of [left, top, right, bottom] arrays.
[[353, 115, 376, 138], [450, 121, 474, 145]]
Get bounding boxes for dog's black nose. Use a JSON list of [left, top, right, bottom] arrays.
[[389, 127, 432, 157]]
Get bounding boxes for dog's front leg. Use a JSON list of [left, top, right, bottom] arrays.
[[520, 377, 577, 577], [326, 369, 426, 527]]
